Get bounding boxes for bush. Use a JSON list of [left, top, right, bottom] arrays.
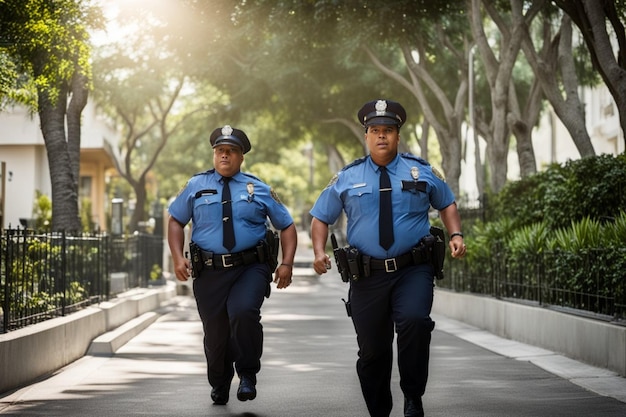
[[456, 155, 626, 317], [491, 154, 626, 230]]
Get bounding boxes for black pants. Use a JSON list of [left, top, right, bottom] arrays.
[[349, 263, 435, 417], [193, 262, 271, 388]]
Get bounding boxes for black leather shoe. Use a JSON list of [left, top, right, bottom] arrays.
[[211, 385, 229, 405], [237, 376, 257, 401], [404, 396, 424, 417]]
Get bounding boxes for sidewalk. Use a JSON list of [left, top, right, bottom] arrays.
[[1, 232, 625, 416]]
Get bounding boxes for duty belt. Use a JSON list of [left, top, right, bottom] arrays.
[[199, 248, 260, 269], [368, 249, 428, 273]]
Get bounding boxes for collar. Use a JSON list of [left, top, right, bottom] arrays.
[[368, 154, 400, 175]]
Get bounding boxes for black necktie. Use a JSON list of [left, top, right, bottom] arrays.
[[379, 166, 394, 250], [222, 177, 236, 251]]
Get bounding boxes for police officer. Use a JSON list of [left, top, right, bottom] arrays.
[[310, 100, 466, 417], [167, 125, 297, 406]]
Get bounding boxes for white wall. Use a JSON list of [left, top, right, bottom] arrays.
[[0, 145, 50, 228], [0, 102, 118, 229]]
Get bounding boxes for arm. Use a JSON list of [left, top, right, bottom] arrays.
[[167, 215, 191, 281], [439, 202, 466, 259], [274, 223, 297, 289], [311, 217, 331, 275]]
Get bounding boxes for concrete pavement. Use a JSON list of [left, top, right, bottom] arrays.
[[2, 271, 626, 416]]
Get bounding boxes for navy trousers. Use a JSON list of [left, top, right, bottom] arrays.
[[349, 263, 435, 417], [193, 262, 271, 388]]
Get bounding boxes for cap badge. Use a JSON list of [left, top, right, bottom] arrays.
[[375, 100, 388, 116], [411, 166, 419, 180], [221, 125, 233, 136]]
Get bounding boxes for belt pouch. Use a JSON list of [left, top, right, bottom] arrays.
[[200, 250, 214, 268], [256, 242, 267, 263], [361, 255, 371, 277], [242, 250, 258, 265], [346, 248, 361, 280], [411, 246, 426, 265]]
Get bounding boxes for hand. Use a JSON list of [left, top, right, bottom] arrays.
[[273, 264, 293, 289], [313, 253, 331, 275], [174, 257, 191, 281], [449, 236, 467, 259]]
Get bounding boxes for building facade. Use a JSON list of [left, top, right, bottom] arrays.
[[0, 102, 118, 231]]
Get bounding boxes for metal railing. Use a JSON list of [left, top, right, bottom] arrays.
[[1, 228, 163, 333], [440, 247, 626, 325]]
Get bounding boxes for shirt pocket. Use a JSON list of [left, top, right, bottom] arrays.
[[345, 186, 373, 217], [401, 186, 429, 213], [193, 194, 221, 227], [235, 197, 265, 225]]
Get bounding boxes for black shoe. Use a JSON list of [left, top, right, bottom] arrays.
[[211, 385, 230, 405], [404, 396, 424, 417], [237, 376, 257, 401]]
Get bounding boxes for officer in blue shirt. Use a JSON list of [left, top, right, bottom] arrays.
[[168, 125, 297, 406], [310, 100, 466, 417]]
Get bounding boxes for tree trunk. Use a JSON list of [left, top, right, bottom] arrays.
[[67, 72, 90, 196], [418, 120, 430, 161], [130, 175, 147, 233], [521, 13, 595, 158], [472, 0, 543, 192], [508, 78, 540, 178], [554, 0, 626, 150], [38, 89, 81, 232]]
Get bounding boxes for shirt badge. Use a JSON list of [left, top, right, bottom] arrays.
[[247, 182, 255, 202], [432, 166, 446, 181], [410, 166, 419, 181], [325, 174, 339, 189], [270, 188, 283, 204]]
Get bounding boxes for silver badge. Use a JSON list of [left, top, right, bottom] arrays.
[[375, 99, 387, 115], [411, 166, 419, 180], [221, 125, 233, 136], [247, 182, 254, 202]]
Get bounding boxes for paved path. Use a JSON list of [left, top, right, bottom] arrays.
[[1, 232, 626, 416]]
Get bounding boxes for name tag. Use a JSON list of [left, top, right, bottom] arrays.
[[194, 189, 217, 199], [401, 181, 427, 193]]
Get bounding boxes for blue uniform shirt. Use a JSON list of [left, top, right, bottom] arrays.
[[310, 153, 455, 259], [168, 169, 293, 254]]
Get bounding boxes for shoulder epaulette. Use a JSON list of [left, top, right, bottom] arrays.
[[242, 172, 262, 182], [400, 153, 430, 166], [341, 156, 368, 172], [192, 169, 215, 178]]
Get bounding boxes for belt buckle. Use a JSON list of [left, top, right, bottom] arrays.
[[384, 258, 397, 273], [221, 254, 234, 268]]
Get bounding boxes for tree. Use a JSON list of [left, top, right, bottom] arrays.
[[214, 0, 470, 195], [0, 0, 103, 232], [520, 3, 596, 159], [469, 0, 545, 192], [553, 0, 626, 150], [92, 11, 217, 232]]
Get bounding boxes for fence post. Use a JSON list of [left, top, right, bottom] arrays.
[[1, 228, 7, 332], [61, 231, 67, 316]]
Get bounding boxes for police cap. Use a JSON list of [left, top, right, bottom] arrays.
[[357, 99, 406, 128], [210, 125, 251, 154]]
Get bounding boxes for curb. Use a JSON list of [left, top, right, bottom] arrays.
[[87, 311, 160, 356]]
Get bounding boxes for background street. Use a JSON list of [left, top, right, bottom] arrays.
[[2, 245, 626, 416]]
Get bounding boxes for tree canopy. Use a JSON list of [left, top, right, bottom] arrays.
[[0, 0, 103, 232]]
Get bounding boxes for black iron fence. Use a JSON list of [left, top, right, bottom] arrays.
[[439, 232, 626, 325], [0, 228, 164, 333]]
